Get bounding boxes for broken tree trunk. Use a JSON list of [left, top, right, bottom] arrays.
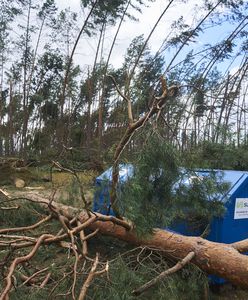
[[11, 192, 248, 289]]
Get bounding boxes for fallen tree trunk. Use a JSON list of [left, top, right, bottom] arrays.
[[88, 220, 248, 289], [11, 192, 248, 289]]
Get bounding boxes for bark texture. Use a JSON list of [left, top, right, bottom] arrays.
[[14, 192, 248, 289]]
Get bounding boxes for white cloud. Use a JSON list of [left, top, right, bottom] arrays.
[[55, 0, 81, 11], [55, 0, 200, 70], [54, 0, 242, 76]]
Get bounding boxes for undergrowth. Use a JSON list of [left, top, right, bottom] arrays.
[[0, 165, 233, 299], [0, 199, 208, 300]]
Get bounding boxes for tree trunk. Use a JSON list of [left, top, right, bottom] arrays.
[[14, 192, 248, 290], [21, 0, 32, 161], [87, 218, 248, 290], [8, 80, 14, 155]]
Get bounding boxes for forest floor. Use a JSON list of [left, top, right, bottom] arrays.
[[1, 168, 248, 299]]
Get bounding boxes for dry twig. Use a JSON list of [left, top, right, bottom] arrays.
[[0, 214, 52, 234], [78, 253, 108, 300], [0, 234, 53, 300], [39, 272, 51, 288], [20, 267, 49, 286], [0, 206, 19, 210], [132, 251, 195, 296]]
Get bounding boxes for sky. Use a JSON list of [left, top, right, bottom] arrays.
[[54, 0, 202, 69], [51, 0, 246, 78], [5, 0, 242, 80], [5, 0, 245, 79]]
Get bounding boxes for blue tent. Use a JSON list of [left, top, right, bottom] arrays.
[[93, 165, 248, 245]]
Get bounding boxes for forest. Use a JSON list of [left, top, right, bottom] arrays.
[[0, 0, 248, 299]]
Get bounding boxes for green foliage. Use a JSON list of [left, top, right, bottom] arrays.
[[183, 141, 248, 170], [38, 0, 57, 22], [173, 171, 228, 232], [118, 135, 227, 237], [88, 248, 208, 300], [119, 135, 179, 236], [0, 201, 46, 228], [8, 286, 50, 300], [80, 0, 154, 29]]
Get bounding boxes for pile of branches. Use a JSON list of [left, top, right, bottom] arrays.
[[1, 186, 248, 299], [0, 190, 110, 300]]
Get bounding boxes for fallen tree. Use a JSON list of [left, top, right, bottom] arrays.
[[1, 77, 247, 297], [7, 191, 248, 290]]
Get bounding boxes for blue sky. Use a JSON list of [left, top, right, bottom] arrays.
[[54, 0, 246, 76]]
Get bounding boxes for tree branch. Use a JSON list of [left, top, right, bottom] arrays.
[[78, 253, 108, 300], [107, 74, 133, 124], [231, 238, 248, 253], [110, 77, 179, 218], [78, 253, 99, 300], [0, 214, 52, 234], [132, 251, 195, 296], [0, 234, 53, 300]]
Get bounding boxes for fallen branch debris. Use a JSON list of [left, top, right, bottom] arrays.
[[1, 190, 248, 300], [0, 234, 53, 300], [132, 251, 195, 296], [20, 267, 49, 287], [29, 193, 248, 288], [0, 214, 52, 234], [78, 253, 109, 300]]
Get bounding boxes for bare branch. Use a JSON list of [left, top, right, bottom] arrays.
[[78, 253, 99, 300], [0, 189, 10, 199], [77, 253, 108, 300], [0, 214, 52, 234], [107, 74, 133, 124], [21, 267, 49, 286], [39, 272, 51, 288], [132, 251, 195, 296], [0, 234, 53, 300], [0, 206, 19, 210], [77, 221, 88, 257]]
